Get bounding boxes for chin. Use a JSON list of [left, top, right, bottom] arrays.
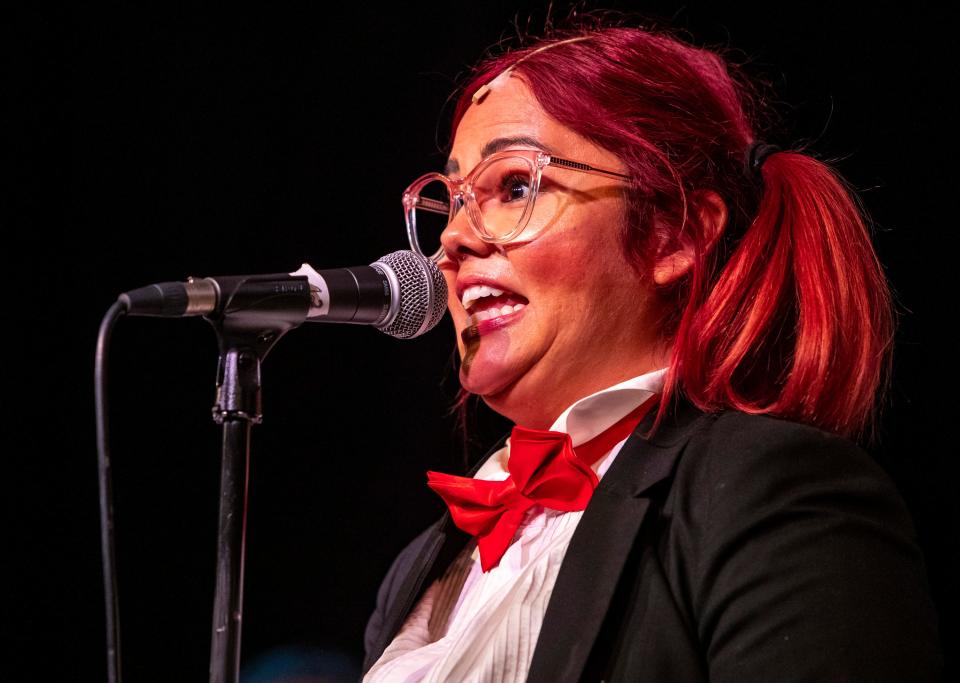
[[458, 358, 518, 400], [459, 352, 547, 425], [454, 315, 547, 420]]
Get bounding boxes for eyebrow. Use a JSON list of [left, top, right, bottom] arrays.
[[444, 135, 553, 177]]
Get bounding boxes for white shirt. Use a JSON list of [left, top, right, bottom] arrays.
[[364, 367, 668, 683]]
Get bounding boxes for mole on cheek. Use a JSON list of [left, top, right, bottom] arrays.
[[460, 325, 480, 371]]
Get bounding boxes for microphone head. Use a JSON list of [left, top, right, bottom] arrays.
[[371, 250, 448, 339]]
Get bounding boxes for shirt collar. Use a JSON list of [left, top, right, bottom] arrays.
[[474, 367, 668, 480], [549, 366, 668, 446]]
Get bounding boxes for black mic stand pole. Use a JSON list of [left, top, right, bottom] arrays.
[[202, 275, 312, 683]]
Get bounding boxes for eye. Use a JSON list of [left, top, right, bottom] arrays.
[[499, 172, 531, 202], [472, 156, 535, 208]]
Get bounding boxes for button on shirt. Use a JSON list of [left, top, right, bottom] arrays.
[[364, 367, 668, 683]]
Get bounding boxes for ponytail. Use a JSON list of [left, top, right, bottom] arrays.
[[663, 150, 895, 441]]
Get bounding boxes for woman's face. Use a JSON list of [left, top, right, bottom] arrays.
[[439, 76, 667, 427]]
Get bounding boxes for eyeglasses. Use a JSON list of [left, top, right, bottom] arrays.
[[402, 148, 631, 261]]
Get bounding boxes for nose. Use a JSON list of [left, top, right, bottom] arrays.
[[440, 200, 497, 263]]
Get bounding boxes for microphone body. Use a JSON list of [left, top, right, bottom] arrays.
[[118, 250, 447, 339]]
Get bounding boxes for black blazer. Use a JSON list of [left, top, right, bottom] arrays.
[[363, 400, 942, 681]]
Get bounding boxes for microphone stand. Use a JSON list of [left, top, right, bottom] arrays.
[[203, 275, 312, 683]]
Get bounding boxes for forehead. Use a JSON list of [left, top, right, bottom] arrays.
[[446, 76, 619, 176]]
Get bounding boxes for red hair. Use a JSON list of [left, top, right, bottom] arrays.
[[448, 21, 894, 442]]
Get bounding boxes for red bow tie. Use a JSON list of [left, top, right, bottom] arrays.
[[427, 394, 659, 572]]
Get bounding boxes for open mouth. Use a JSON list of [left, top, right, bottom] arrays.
[[460, 284, 529, 326]]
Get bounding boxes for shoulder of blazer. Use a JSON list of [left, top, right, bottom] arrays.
[[527, 404, 920, 683], [642, 410, 941, 681], [667, 408, 897, 514]]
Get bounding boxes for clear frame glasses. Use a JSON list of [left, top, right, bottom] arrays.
[[402, 148, 631, 261]]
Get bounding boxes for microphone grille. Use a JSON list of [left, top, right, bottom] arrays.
[[373, 250, 448, 339]]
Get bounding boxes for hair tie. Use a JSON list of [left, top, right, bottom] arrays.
[[745, 141, 781, 178]]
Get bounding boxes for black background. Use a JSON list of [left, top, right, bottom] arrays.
[[10, 2, 957, 681]]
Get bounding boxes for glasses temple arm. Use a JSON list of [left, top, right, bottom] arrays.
[[549, 156, 631, 180]]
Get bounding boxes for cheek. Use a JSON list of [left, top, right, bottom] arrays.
[[522, 238, 608, 306], [524, 236, 639, 337]]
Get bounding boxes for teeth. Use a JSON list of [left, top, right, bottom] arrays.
[[460, 284, 505, 311], [466, 303, 526, 326]]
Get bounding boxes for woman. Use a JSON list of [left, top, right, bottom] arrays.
[[363, 22, 941, 682]]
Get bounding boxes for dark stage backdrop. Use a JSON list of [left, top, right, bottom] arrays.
[[11, 2, 956, 681]]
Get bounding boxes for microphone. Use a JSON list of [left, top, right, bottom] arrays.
[[118, 250, 448, 339]]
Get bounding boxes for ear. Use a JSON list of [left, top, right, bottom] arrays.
[[653, 189, 728, 286]]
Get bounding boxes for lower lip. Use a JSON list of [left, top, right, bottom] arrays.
[[461, 306, 526, 342]]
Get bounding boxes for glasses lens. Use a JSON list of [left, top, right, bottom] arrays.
[[408, 156, 538, 257], [472, 156, 536, 240], [410, 179, 453, 258]]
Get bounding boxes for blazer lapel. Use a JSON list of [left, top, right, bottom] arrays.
[[366, 433, 509, 667], [527, 400, 706, 683], [366, 518, 458, 669]]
